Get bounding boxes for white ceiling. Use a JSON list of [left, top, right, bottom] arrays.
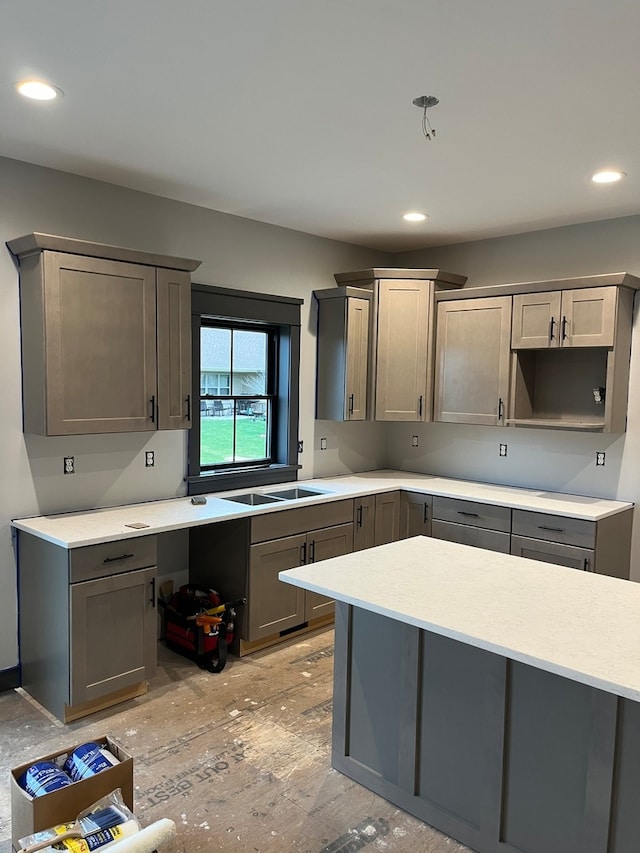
[[1, 0, 639, 252]]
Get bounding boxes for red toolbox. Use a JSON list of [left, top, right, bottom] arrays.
[[160, 584, 245, 672]]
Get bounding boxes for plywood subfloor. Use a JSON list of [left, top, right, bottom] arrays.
[[0, 628, 470, 852]]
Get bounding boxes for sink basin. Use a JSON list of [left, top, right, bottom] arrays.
[[265, 487, 328, 500], [223, 492, 283, 506]]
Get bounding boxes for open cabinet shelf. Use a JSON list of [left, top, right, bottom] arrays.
[[510, 347, 616, 431]]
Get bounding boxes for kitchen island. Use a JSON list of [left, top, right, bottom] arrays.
[[279, 536, 640, 853]]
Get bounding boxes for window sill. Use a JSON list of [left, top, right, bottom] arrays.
[[186, 464, 301, 496]]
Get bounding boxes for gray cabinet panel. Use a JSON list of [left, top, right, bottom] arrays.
[[431, 520, 511, 553], [41, 253, 158, 434], [375, 280, 431, 421], [248, 534, 306, 640], [374, 491, 401, 545], [511, 535, 595, 572], [250, 500, 353, 544], [353, 496, 375, 551], [315, 287, 371, 421], [512, 291, 562, 349], [432, 496, 511, 532], [70, 565, 157, 706], [156, 268, 192, 429], [304, 523, 354, 621], [434, 296, 512, 426], [400, 491, 432, 538], [70, 536, 158, 583], [511, 510, 595, 549], [563, 286, 617, 347]]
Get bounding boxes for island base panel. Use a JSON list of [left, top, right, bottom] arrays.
[[332, 602, 640, 853]]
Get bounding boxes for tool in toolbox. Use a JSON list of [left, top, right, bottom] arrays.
[[160, 585, 246, 673]]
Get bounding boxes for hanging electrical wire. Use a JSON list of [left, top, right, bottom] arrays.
[[412, 95, 439, 141]]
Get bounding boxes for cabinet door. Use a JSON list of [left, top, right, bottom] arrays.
[[345, 297, 370, 420], [156, 268, 192, 429], [512, 292, 562, 349], [400, 492, 432, 538], [304, 523, 354, 621], [248, 534, 306, 641], [561, 287, 617, 347], [374, 492, 401, 545], [42, 252, 157, 434], [375, 279, 431, 421], [353, 496, 376, 551], [69, 566, 157, 706], [511, 535, 595, 572], [434, 296, 512, 425]]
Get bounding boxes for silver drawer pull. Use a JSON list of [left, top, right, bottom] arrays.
[[538, 525, 564, 533], [103, 553, 134, 563], [458, 511, 479, 518]]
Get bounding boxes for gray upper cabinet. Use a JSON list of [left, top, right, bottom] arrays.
[[512, 287, 618, 349], [8, 233, 200, 435], [317, 269, 467, 423], [315, 287, 371, 421], [434, 295, 512, 426], [374, 279, 432, 421]]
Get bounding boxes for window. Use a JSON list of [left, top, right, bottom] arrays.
[[188, 284, 302, 494], [199, 323, 275, 468]]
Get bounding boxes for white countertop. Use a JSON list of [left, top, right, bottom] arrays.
[[279, 536, 640, 701], [11, 470, 633, 548]]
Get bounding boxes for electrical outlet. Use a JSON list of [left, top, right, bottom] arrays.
[[145, 451, 155, 467], [499, 444, 508, 457], [596, 451, 606, 467], [320, 437, 327, 450], [297, 440, 303, 453], [411, 435, 419, 447], [63, 456, 75, 475]]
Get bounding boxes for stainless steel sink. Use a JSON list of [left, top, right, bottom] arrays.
[[223, 492, 283, 506], [265, 487, 328, 500]]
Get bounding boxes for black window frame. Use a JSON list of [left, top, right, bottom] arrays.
[[187, 283, 302, 495], [199, 318, 277, 471]]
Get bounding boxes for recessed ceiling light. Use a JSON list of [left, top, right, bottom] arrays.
[[591, 169, 626, 184], [15, 79, 62, 101], [403, 212, 428, 222]]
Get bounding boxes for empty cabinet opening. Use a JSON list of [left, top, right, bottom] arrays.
[[510, 348, 608, 429]]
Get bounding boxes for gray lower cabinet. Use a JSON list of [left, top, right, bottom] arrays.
[[374, 491, 401, 544], [18, 532, 158, 722], [431, 496, 511, 553], [511, 508, 632, 578], [400, 491, 433, 538], [353, 492, 401, 550], [247, 500, 355, 642], [353, 495, 376, 551]]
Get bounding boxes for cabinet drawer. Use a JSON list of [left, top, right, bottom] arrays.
[[70, 536, 158, 583], [251, 500, 354, 544], [511, 511, 595, 549], [511, 535, 595, 572], [432, 520, 511, 553], [432, 497, 511, 532]]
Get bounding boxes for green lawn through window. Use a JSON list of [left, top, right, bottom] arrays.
[[201, 416, 268, 466]]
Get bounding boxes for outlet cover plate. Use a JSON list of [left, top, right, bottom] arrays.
[[63, 456, 75, 475], [145, 451, 155, 467]]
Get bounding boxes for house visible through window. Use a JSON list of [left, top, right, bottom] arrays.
[[200, 323, 275, 468]]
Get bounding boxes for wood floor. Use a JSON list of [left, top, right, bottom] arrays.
[[0, 627, 470, 853]]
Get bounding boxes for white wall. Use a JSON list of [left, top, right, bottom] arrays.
[[391, 215, 640, 580], [0, 156, 389, 673]]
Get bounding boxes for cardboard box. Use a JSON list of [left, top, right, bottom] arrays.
[[10, 735, 133, 851]]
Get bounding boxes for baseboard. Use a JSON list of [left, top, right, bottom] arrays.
[[0, 666, 20, 692]]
